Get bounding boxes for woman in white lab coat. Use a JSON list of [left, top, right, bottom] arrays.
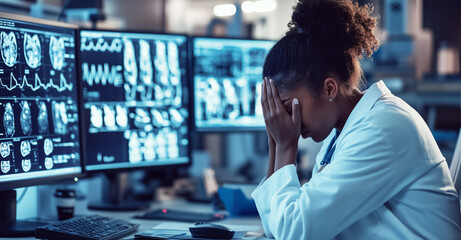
[[252, 0, 461, 239]]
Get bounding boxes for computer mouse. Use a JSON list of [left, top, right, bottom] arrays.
[[189, 222, 235, 239]]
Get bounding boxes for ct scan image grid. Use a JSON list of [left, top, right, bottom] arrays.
[[0, 18, 81, 180], [193, 38, 274, 130], [80, 31, 189, 170]]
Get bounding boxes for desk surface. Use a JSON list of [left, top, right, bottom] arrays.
[[4, 199, 269, 240]]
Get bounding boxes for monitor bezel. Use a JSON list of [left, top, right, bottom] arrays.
[[189, 35, 274, 133], [77, 28, 192, 174], [0, 12, 85, 191]]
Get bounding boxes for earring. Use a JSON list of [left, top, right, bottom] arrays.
[[329, 98, 333, 102]]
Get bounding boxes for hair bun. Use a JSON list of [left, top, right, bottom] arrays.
[[288, 0, 379, 58]]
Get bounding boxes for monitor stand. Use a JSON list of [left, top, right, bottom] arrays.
[[88, 172, 150, 211], [0, 190, 49, 237]]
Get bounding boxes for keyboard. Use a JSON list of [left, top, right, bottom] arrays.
[[134, 209, 226, 222], [35, 215, 139, 240]]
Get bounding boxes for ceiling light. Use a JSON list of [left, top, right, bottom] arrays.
[[242, 1, 255, 13], [213, 4, 237, 17], [253, 0, 277, 13]]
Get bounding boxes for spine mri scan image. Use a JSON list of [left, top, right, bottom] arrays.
[[80, 31, 189, 167], [0, 20, 81, 176]]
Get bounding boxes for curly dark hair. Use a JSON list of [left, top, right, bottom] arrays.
[[263, 0, 379, 95]]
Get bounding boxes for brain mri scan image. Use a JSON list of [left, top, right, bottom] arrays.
[[44, 157, 53, 170], [1, 31, 17, 67], [44, 138, 53, 156], [1, 160, 10, 173], [38, 101, 49, 134], [115, 105, 128, 128], [90, 105, 103, 128], [20, 140, 31, 157], [24, 33, 41, 69], [52, 101, 68, 134], [49, 36, 65, 71], [103, 105, 116, 129], [21, 159, 31, 172], [0, 142, 11, 158], [20, 101, 32, 135], [3, 102, 15, 137]]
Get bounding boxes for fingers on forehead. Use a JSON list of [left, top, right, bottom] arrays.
[[269, 80, 280, 98]]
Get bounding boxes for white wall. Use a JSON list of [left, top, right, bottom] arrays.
[[104, 0, 164, 31], [253, 0, 296, 40]]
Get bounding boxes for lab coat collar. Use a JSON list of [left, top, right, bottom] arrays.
[[337, 80, 392, 142]]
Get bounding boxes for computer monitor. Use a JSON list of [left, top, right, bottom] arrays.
[[0, 13, 82, 237], [78, 30, 190, 210], [191, 37, 275, 132]]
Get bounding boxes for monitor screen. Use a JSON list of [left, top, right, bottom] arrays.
[[79, 30, 190, 171], [0, 16, 82, 187], [192, 37, 274, 131]]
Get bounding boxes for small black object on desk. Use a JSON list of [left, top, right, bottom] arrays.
[[134, 208, 226, 222], [189, 222, 234, 239], [54, 189, 76, 221]]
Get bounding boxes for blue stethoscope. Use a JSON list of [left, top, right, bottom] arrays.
[[318, 129, 340, 173]]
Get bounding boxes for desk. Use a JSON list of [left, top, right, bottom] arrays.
[[2, 199, 269, 240]]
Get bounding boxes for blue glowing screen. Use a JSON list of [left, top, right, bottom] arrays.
[[0, 17, 81, 183], [193, 38, 274, 131], [79, 30, 190, 171]]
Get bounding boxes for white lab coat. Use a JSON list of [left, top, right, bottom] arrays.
[[252, 81, 461, 239]]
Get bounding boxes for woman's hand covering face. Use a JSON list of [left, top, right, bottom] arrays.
[[260, 78, 301, 151]]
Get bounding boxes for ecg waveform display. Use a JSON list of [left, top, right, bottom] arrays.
[[193, 38, 274, 131], [82, 63, 123, 87], [80, 37, 122, 53], [0, 17, 81, 178], [79, 30, 190, 171], [1, 72, 72, 92]]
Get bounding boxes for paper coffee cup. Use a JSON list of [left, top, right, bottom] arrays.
[[54, 189, 76, 220]]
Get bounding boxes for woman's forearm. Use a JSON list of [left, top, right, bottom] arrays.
[[274, 145, 298, 172], [267, 141, 276, 178]]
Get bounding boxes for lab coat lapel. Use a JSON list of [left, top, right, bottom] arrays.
[[335, 80, 392, 150]]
